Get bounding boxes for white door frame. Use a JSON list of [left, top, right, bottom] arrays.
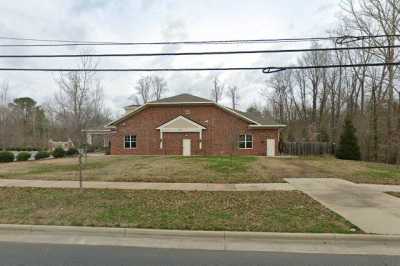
[[266, 139, 276, 157], [182, 139, 191, 156]]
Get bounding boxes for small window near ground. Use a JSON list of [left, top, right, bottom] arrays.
[[239, 134, 253, 149], [124, 135, 136, 149]]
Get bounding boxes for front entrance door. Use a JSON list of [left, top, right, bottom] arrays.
[[183, 139, 191, 156], [267, 139, 276, 157]]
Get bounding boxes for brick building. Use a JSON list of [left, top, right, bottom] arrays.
[[106, 94, 286, 156]]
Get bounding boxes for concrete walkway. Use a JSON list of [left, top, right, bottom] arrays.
[[0, 179, 294, 192], [286, 178, 400, 235], [358, 183, 400, 193]]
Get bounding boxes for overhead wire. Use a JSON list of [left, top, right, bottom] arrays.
[[0, 34, 398, 47], [0, 34, 398, 74], [0, 44, 398, 58], [0, 62, 397, 73]]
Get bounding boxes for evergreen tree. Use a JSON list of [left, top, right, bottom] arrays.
[[336, 117, 361, 160]]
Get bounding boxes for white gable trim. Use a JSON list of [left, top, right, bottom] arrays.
[[157, 115, 206, 130], [157, 116, 206, 150]]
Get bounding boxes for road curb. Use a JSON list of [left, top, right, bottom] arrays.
[[0, 224, 400, 255], [0, 224, 225, 238], [1, 224, 400, 240]]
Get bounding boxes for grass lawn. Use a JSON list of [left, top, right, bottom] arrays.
[[0, 188, 360, 233], [0, 155, 399, 184], [0, 155, 283, 183], [261, 156, 400, 185]]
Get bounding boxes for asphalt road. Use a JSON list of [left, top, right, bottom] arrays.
[[0, 242, 399, 266]]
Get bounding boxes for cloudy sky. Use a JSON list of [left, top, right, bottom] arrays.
[[0, 0, 342, 115]]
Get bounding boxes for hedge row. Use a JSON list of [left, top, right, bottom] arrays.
[[52, 147, 79, 158], [35, 151, 51, 160], [0, 147, 79, 163], [16, 152, 31, 161], [0, 151, 15, 163], [5, 147, 44, 152]]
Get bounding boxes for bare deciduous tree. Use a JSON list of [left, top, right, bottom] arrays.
[[259, 0, 400, 163], [134, 76, 153, 104], [0, 81, 10, 149], [54, 56, 109, 145], [210, 77, 224, 103], [343, 0, 400, 162], [0, 80, 9, 105], [227, 85, 240, 110], [132, 75, 168, 104], [152, 76, 168, 101]]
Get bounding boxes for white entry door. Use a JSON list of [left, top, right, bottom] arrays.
[[266, 139, 276, 157], [183, 139, 191, 156]]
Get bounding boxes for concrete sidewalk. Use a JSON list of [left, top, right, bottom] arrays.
[[358, 183, 400, 192], [0, 179, 294, 191], [0, 224, 400, 256], [286, 178, 400, 235]]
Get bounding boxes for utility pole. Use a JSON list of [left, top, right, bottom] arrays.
[[78, 150, 83, 190]]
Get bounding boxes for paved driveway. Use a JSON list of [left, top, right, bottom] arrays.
[[286, 178, 400, 235]]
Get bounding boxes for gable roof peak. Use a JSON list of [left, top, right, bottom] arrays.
[[156, 115, 206, 130], [149, 93, 212, 104], [106, 93, 286, 128]]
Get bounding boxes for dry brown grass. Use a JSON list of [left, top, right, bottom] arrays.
[[0, 155, 399, 184], [0, 155, 283, 183], [0, 188, 360, 233], [258, 156, 400, 184], [257, 156, 367, 179]]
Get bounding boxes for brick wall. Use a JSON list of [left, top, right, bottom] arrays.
[[110, 104, 280, 156]]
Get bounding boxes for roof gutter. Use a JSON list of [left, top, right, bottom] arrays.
[[249, 125, 287, 129]]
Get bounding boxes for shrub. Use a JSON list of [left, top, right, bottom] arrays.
[[86, 145, 96, 153], [52, 147, 66, 158], [336, 117, 361, 161], [0, 151, 15, 163], [66, 147, 79, 156], [35, 151, 50, 160], [16, 152, 31, 161]]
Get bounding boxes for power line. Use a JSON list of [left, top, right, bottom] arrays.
[[0, 36, 337, 43], [0, 67, 264, 72], [0, 44, 399, 58], [0, 36, 337, 45], [0, 34, 398, 47], [0, 62, 397, 73], [262, 62, 400, 73]]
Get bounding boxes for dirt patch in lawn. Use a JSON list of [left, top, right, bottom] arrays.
[[0, 188, 360, 233]]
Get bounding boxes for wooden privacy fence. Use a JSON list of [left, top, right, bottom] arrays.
[[281, 142, 336, 156]]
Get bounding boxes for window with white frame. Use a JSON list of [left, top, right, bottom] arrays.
[[239, 134, 253, 149], [124, 135, 136, 149]]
